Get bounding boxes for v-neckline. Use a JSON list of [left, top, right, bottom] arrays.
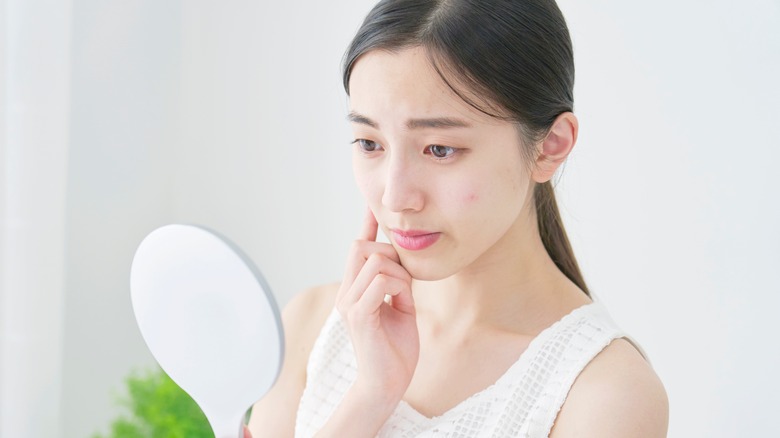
[[395, 300, 597, 423]]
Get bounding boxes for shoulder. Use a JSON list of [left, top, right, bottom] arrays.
[[247, 282, 339, 434], [281, 282, 340, 370], [283, 282, 340, 338], [550, 338, 669, 438], [284, 281, 339, 318]]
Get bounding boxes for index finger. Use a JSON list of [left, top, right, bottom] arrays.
[[358, 207, 378, 242]]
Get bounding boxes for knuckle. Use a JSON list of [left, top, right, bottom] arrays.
[[375, 273, 392, 288], [349, 240, 367, 259], [365, 252, 384, 269], [349, 240, 363, 254]]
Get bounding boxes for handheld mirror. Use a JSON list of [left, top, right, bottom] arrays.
[[130, 224, 284, 438]]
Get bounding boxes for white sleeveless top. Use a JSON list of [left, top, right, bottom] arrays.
[[294, 300, 627, 437]]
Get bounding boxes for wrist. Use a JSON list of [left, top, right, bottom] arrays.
[[348, 379, 404, 415], [314, 382, 401, 438]]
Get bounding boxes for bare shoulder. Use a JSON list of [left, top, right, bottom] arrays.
[[247, 282, 340, 436], [550, 338, 669, 438], [281, 282, 340, 362]]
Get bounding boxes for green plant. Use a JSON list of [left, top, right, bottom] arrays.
[[93, 367, 212, 438]]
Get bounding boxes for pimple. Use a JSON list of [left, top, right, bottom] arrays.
[[464, 191, 479, 203]]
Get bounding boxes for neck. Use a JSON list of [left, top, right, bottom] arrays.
[[411, 208, 589, 335]]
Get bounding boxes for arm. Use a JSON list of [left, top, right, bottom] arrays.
[[246, 284, 337, 437], [549, 338, 669, 437], [311, 209, 418, 437], [248, 211, 417, 437]]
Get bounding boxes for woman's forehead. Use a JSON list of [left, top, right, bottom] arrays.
[[348, 48, 504, 127]]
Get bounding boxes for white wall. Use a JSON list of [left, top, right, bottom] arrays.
[[60, 2, 181, 436], [558, 1, 780, 436], [1, 1, 778, 437], [59, 2, 374, 437], [0, 0, 70, 436]]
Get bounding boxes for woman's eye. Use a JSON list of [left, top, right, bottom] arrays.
[[352, 139, 382, 152], [426, 144, 457, 159]]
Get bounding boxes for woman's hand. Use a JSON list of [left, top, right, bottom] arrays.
[[335, 209, 420, 404]]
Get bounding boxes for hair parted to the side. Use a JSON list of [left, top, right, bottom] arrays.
[[342, 0, 589, 296]]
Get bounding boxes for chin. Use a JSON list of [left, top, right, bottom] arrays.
[[398, 253, 457, 281]]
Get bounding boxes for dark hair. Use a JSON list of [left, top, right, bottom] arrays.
[[342, 0, 589, 296]]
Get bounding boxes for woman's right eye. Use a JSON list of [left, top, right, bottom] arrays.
[[351, 139, 383, 152]]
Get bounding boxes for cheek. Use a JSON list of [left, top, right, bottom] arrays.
[[442, 183, 482, 211], [445, 171, 526, 220], [352, 157, 370, 194], [463, 191, 479, 204], [353, 164, 383, 205]]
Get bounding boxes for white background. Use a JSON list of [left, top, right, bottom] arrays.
[[1, 1, 778, 437]]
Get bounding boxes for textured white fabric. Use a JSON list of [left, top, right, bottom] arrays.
[[294, 300, 626, 437]]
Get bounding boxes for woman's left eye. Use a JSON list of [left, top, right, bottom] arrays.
[[425, 145, 458, 159]]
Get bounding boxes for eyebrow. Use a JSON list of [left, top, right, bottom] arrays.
[[347, 111, 472, 130]]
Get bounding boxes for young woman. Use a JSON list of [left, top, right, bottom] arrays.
[[248, 0, 668, 436]]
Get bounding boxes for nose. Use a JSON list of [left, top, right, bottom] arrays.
[[381, 153, 424, 213]]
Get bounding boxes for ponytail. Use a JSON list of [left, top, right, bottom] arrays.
[[534, 181, 589, 296]]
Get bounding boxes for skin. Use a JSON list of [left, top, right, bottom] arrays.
[[248, 47, 668, 437]]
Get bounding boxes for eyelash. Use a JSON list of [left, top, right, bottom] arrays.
[[350, 139, 460, 161], [425, 144, 458, 159], [351, 139, 383, 153]]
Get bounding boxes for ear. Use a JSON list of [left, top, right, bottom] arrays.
[[531, 112, 578, 183]]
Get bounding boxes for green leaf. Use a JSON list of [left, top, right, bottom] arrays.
[[95, 367, 212, 438]]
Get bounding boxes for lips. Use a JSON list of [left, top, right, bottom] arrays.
[[390, 229, 441, 251]]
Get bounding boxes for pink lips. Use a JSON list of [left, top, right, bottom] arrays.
[[391, 229, 441, 251]]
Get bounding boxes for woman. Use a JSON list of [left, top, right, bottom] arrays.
[[248, 0, 668, 436]]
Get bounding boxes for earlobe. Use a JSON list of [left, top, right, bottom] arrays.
[[532, 112, 578, 183]]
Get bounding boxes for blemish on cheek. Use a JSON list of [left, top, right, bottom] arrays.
[[464, 191, 479, 203]]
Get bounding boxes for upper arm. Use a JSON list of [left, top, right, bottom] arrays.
[[550, 338, 669, 438], [247, 283, 339, 437]]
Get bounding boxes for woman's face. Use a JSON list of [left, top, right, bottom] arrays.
[[348, 47, 536, 281]]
